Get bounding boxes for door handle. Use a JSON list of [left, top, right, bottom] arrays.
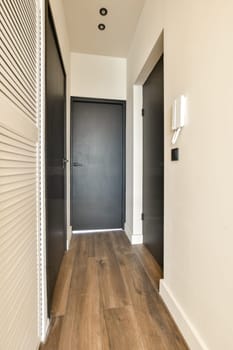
[[73, 162, 83, 167], [62, 158, 69, 168]]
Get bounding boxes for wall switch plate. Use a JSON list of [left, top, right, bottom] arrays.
[[171, 148, 179, 161]]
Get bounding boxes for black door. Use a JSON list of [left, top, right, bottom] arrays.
[[71, 98, 125, 231], [46, 6, 66, 314], [143, 56, 164, 269]]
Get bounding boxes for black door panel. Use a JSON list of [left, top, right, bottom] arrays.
[[71, 99, 125, 231], [143, 56, 164, 268], [46, 5, 66, 315]]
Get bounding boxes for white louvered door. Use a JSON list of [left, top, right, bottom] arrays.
[[0, 1, 41, 349]]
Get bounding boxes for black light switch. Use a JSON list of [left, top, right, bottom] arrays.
[[171, 148, 179, 161]]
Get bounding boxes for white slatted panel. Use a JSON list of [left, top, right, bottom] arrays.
[[0, 0, 38, 123], [0, 0, 40, 349], [0, 125, 38, 350]]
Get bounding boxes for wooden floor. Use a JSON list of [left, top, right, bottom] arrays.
[[40, 231, 188, 350]]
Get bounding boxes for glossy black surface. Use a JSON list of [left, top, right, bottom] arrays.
[[171, 148, 179, 161], [46, 5, 66, 315], [71, 99, 125, 230], [143, 56, 164, 269]]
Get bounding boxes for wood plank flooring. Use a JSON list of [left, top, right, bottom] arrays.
[[40, 231, 188, 350], [51, 245, 76, 317]]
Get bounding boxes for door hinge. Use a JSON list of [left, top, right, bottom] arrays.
[[141, 108, 145, 117], [141, 213, 145, 221]]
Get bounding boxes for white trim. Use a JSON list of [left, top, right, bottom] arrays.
[[135, 31, 164, 85], [72, 228, 123, 234], [38, 0, 48, 342], [160, 280, 209, 350], [66, 225, 72, 249], [131, 235, 143, 245], [124, 222, 132, 241], [132, 85, 143, 238], [38, 318, 50, 348], [124, 223, 143, 245]]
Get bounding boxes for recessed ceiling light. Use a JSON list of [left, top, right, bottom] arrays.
[[98, 23, 106, 31], [100, 8, 108, 16]]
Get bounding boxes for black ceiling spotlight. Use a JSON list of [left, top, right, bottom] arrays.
[[98, 23, 106, 31], [100, 7, 108, 16]]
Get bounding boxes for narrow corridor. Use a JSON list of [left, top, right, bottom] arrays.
[[41, 232, 188, 349]]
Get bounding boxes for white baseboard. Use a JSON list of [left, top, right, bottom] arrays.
[[124, 222, 132, 241], [160, 280, 208, 350], [124, 223, 143, 245], [72, 228, 122, 234], [66, 225, 72, 249], [131, 234, 143, 245]]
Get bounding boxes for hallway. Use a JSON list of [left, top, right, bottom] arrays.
[[41, 232, 188, 349]]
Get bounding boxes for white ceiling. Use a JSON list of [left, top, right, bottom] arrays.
[[63, 0, 146, 58]]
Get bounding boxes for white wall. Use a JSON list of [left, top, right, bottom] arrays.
[[127, 0, 233, 349], [71, 53, 127, 100], [50, 0, 72, 245]]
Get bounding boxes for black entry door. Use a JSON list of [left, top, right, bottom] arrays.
[[71, 98, 125, 231], [143, 56, 164, 269], [46, 6, 66, 314]]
